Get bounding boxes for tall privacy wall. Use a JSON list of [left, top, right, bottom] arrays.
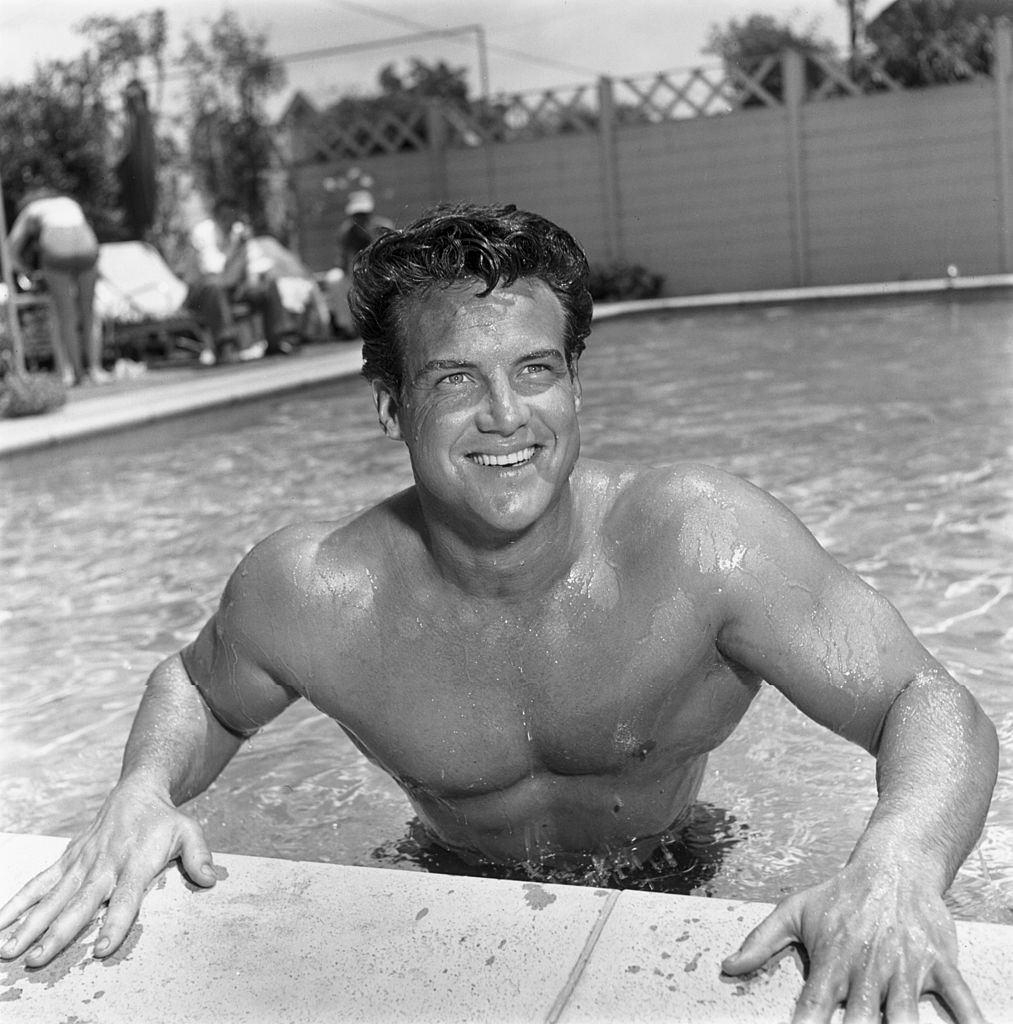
[[280, 23, 1013, 295]]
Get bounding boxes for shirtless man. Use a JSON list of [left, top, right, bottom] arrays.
[[0, 204, 998, 1023]]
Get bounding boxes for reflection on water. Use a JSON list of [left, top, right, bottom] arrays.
[[1, 293, 1011, 922]]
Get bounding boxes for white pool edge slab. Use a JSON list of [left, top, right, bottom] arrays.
[[0, 347, 366, 456], [590, 273, 1013, 319], [2, 834, 1011, 1024]]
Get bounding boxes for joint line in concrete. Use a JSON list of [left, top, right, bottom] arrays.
[[544, 888, 622, 1023]]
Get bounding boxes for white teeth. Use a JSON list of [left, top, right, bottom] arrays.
[[470, 447, 535, 467]]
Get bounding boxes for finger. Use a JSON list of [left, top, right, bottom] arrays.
[[722, 902, 799, 976], [791, 964, 843, 1024], [0, 859, 77, 931], [841, 973, 883, 1024], [0, 865, 95, 961], [93, 878, 147, 959], [883, 977, 920, 1024], [177, 821, 218, 888], [931, 963, 986, 1024], [20, 881, 112, 968]]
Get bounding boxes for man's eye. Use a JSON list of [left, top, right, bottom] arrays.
[[440, 372, 468, 386]]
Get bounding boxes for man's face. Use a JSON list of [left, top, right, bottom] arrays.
[[374, 278, 582, 538]]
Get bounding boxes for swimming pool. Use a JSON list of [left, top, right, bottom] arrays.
[[2, 293, 1010, 923]]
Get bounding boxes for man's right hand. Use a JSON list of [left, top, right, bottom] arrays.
[[0, 779, 218, 967]]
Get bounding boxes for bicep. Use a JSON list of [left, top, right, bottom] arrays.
[[180, 613, 298, 738], [710, 486, 937, 752], [180, 547, 304, 737]]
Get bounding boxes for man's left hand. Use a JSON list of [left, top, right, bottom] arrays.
[[721, 863, 984, 1023]]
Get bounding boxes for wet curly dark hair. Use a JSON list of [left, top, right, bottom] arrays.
[[349, 202, 593, 394]]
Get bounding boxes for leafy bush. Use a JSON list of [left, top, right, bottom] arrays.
[[588, 261, 664, 302], [0, 372, 68, 418]]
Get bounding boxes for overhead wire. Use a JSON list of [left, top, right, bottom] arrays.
[[329, 0, 603, 79]]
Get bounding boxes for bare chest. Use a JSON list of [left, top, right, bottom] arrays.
[[304, 583, 757, 797]]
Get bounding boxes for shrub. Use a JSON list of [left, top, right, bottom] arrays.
[[588, 261, 664, 302], [0, 372, 68, 418]]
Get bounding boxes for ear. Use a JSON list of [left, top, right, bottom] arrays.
[[570, 362, 582, 412], [372, 380, 404, 440]]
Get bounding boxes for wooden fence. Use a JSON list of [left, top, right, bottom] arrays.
[[278, 23, 1013, 296]]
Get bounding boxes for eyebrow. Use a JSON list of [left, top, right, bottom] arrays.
[[417, 358, 470, 374], [519, 348, 567, 364]]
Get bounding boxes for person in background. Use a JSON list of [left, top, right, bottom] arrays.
[[183, 198, 298, 361], [182, 197, 250, 364], [6, 188, 107, 385], [325, 189, 393, 338]]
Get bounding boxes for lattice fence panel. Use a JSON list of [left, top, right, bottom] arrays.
[[492, 84, 599, 140], [612, 61, 782, 122], [301, 108, 429, 161], [284, 40, 1001, 162], [805, 52, 904, 100]]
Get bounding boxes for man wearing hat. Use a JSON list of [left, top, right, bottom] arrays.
[[326, 190, 394, 338]]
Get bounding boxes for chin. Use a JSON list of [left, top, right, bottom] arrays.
[[472, 479, 563, 532], [470, 504, 548, 539]]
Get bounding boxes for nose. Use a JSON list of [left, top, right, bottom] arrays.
[[476, 375, 528, 434]]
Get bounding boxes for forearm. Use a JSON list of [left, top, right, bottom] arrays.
[[118, 652, 245, 805], [850, 668, 998, 889]]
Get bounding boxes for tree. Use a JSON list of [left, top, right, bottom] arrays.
[[703, 13, 839, 104], [76, 9, 169, 107], [377, 58, 471, 112], [178, 9, 286, 229], [865, 0, 1001, 86], [0, 64, 117, 237], [0, 8, 173, 242]]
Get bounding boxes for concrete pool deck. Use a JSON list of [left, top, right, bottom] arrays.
[[0, 341, 367, 458], [2, 833, 1012, 1024]]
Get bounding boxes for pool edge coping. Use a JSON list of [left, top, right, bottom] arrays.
[[2, 832, 1011, 1024]]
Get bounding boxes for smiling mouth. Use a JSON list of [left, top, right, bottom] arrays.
[[467, 446, 537, 468]]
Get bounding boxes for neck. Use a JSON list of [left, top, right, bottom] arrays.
[[414, 481, 583, 601]]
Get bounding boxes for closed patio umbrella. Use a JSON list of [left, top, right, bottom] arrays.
[[116, 79, 157, 240]]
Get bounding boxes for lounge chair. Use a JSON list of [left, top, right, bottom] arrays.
[[95, 241, 209, 363]]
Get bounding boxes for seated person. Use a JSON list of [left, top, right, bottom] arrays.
[[182, 198, 253, 363]]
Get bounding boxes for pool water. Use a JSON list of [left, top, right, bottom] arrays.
[[2, 293, 1011, 923]]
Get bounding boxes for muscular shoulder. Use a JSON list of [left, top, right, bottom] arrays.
[[593, 460, 814, 579], [226, 491, 418, 617], [596, 460, 747, 539], [225, 511, 387, 611], [227, 520, 333, 599]]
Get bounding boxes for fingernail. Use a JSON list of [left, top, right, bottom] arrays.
[[0, 938, 18, 957], [202, 863, 216, 878], [94, 937, 110, 955], [27, 946, 43, 961]]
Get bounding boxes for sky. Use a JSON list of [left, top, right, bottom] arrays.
[[1, 0, 893, 113]]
